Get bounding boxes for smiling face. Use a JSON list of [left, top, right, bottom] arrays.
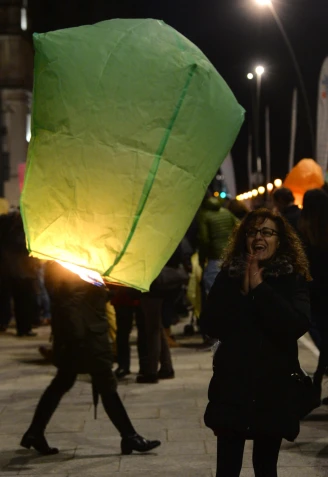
[[246, 218, 279, 261]]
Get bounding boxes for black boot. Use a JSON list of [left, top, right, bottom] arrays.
[[100, 390, 161, 454], [20, 371, 76, 455], [20, 431, 58, 455], [121, 434, 161, 455]]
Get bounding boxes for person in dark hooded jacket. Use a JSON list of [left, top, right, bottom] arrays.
[[202, 209, 313, 477], [20, 261, 160, 456], [197, 194, 238, 295]]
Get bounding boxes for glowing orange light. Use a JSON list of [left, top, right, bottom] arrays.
[[56, 261, 104, 286], [213, 191, 219, 197]]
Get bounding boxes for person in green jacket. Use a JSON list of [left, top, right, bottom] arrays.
[[198, 194, 239, 295]]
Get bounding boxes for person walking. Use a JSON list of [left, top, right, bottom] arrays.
[[20, 261, 161, 456], [299, 188, 328, 403], [202, 208, 313, 477]]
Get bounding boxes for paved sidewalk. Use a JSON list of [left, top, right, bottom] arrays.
[[0, 321, 328, 477]]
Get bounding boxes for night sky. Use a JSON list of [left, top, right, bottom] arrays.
[[28, 0, 328, 193]]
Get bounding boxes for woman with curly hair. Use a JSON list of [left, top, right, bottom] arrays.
[[202, 208, 313, 477]]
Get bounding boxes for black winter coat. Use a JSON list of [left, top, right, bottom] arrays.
[[44, 262, 115, 388], [202, 268, 310, 441]]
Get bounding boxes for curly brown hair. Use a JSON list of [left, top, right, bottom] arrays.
[[222, 208, 311, 281]]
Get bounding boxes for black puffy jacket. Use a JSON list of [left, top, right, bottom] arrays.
[[202, 268, 310, 441], [44, 262, 114, 381]]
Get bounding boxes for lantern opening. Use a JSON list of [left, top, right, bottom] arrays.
[[56, 261, 104, 287]]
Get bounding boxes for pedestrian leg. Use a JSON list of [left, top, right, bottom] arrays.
[[216, 434, 245, 477], [114, 305, 134, 377], [21, 369, 77, 454], [93, 372, 161, 455], [252, 436, 282, 477]]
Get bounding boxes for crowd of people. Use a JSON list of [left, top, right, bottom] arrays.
[[1, 183, 328, 476]]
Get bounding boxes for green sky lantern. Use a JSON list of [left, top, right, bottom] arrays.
[[21, 18, 244, 291]]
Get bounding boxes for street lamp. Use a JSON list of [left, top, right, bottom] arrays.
[[255, 65, 265, 76], [253, 0, 314, 154], [247, 73, 254, 80], [254, 65, 265, 186], [255, 0, 272, 5]]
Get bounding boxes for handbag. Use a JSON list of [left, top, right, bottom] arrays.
[[288, 367, 320, 419]]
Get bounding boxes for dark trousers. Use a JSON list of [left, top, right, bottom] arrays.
[[12, 278, 40, 333], [0, 279, 12, 329], [28, 368, 135, 438], [313, 313, 328, 391], [139, 294, 173, 376], [115, 305, 145, 372], [216, 435, 282, 477]]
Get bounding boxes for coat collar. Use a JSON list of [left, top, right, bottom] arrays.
[[227, 255, 294, 279]]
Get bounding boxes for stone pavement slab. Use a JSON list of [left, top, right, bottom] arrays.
[[0, 322, 328, 476]]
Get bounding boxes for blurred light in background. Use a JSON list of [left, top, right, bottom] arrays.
[[274, 178, 282, 188], [267, 183, 274, 192]]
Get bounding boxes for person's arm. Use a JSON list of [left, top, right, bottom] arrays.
[[201, 269, 245, 340], [250, 275, 310, 340]]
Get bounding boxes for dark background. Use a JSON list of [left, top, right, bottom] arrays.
[[28, 0, 328, 193]]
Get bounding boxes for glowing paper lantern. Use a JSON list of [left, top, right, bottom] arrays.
[[283, 158, 324, 206], [21, 19, 244, 291]]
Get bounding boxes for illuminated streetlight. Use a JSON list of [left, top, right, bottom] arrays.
[[267, 183, 274, 192], [247, 73, 254, 80], [258, 186, 265, 194], [274, 178, 282, 188], [252, 189, 259, 197], [243, 193, 249, 200], [247, 191, 253, 199], [255, 65, 265, 76], [255, 0, 272, 5], [253, 0, 314, 153]]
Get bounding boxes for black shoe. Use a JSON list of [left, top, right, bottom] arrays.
[[17, 331, 38, 337], [20, 431, 59, 455], [136, 374, 158, 384], [157, 369, 175, 380], [121, 433, 161, 455], [115, 368, 131, 379]]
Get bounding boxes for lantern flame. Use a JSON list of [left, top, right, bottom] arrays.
[[56, 261, 104, 286]]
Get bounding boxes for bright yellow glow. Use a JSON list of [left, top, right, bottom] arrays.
[[243, 193, 249, 200], [236, 195, 242, 201], [267, 182, 274, 192], [247, 73, 254, 80], [258, 186, 265, 194], [57, 261, 104, 286], [247, 191, 253, 199], [252, 189, 259, 197], [274, 178, 282, 188], [213, 191, 219, 197], [255, 65, 265, 76]]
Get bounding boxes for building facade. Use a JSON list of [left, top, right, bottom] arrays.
[[0, 0, 33, 206]]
